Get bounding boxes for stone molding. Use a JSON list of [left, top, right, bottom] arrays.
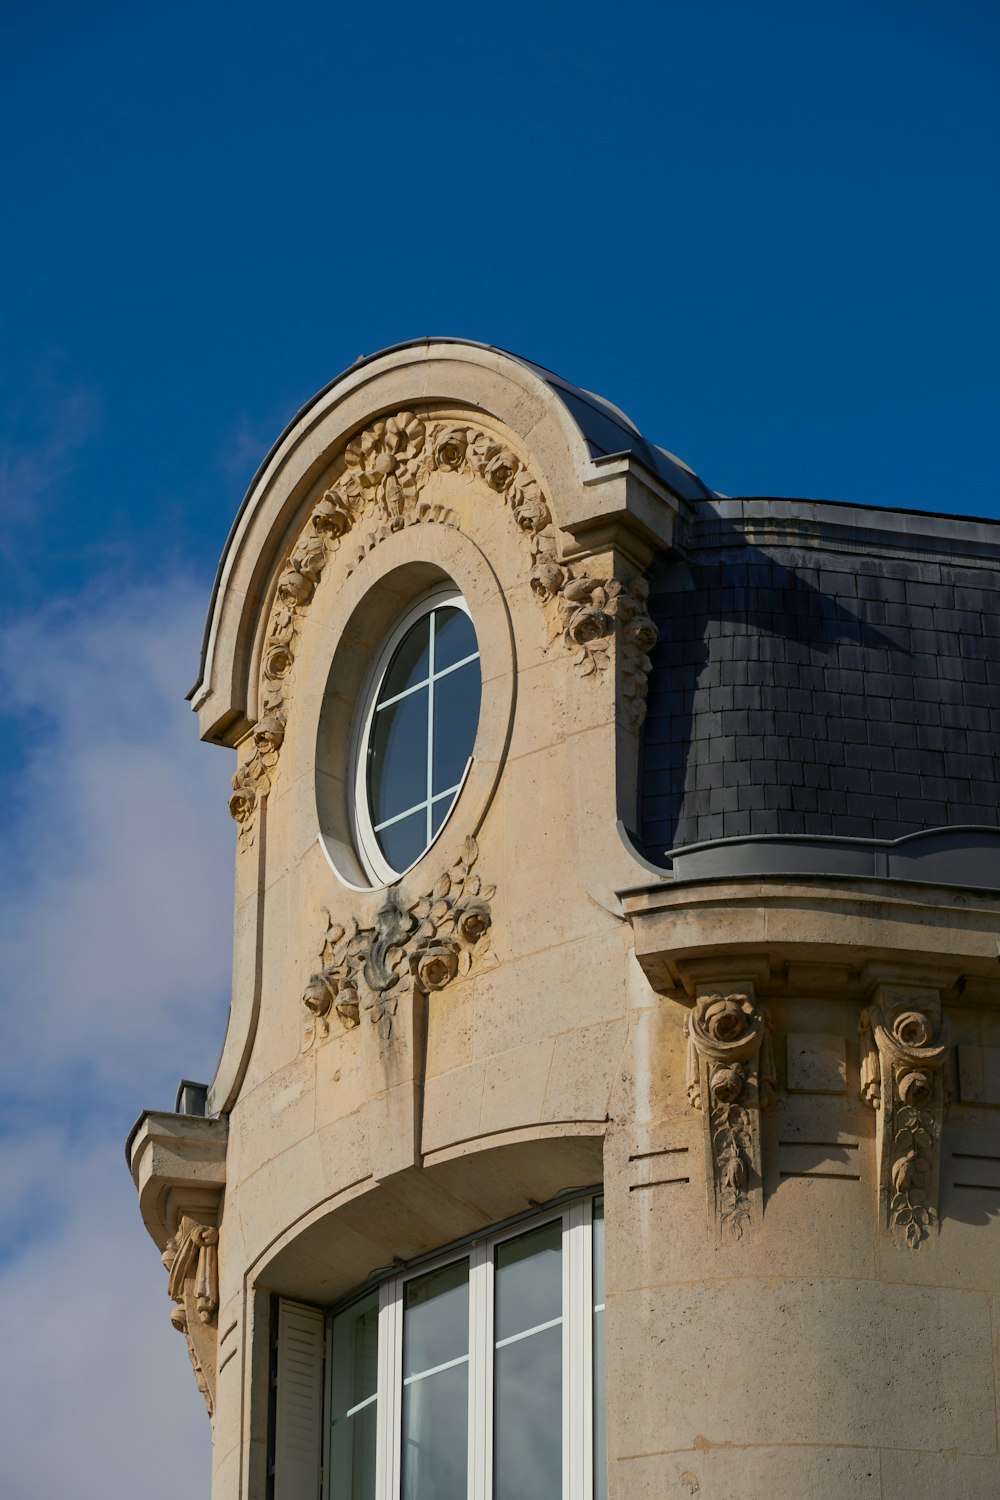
[[685, 991, 776, 1239], [303, 834, 494, 1045], [163, 1211, 221, 1417], [860, 987, 951, 1248], [229, 409, 657, 846]]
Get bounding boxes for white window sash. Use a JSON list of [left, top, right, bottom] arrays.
[[328, 1199, 600, 1500]]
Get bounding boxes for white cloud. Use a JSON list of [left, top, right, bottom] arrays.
[[0, 576, 233, 1495], [0, 579, 234, 1105], [0, 1132, 212, 1499]]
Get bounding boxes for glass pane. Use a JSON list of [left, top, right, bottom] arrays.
[[375, 808, 427, 875], [401, 1359, 468, 1500], [431, 660, 481, 798], [403, 1260, 469, 1377], [401, 1261, 470, 1500], [494, 1221, 563, 1500], [329, 1401, 377, 1500], [430, 793, 453, 838], [433, 606, 477, 673], [381, 614, 431, 700], [329, 1293, 378, 1500], [369, 687, 427, 827], [494, 1322, 561, 1500], [495, 1220, 562, 1343], [594, 1197, 607, 1500]]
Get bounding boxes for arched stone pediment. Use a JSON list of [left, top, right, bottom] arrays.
[[190, 340, 687, 753]]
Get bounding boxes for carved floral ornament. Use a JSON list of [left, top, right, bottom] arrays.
[[303, 834, 494, 1045], [162, 1213, 220, 1417], [860, 1001, 950, 1248], [228, 411, 659, 845], [685, 993, 776, 1239]]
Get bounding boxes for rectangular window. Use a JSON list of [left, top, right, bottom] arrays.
[[328, 1292, 379, 1500], [322, 1195, 605, 1500]]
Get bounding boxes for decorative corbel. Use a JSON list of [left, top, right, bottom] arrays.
[[162, 1211, 221, 1417], [685, 991, 776, 1239], [859, 988, 950, 1248]]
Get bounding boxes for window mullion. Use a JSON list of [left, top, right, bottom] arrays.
[[468, 1241, 491, 1500], [375, 1277, 402, 1500], [563, 1201, 594, 1500], [425, 609, 436, 849]]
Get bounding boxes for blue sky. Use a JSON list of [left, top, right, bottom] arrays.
[[1, 1, 998, 1493]]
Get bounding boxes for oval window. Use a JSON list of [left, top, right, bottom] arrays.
[[354, 590, 481, 883]]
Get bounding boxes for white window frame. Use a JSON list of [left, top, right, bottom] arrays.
[[323, 1197, 604, 1500], [351, 587, 480, 887]]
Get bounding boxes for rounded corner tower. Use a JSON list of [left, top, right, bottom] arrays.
[[128, 338, 1000, 1500]]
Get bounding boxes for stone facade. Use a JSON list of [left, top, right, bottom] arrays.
[[128, 339, 1000, 1499]]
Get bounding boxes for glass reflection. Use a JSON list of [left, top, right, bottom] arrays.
[[401, 1261, 469, 1500], [329, 1293, 379, 1500], [494, 1221, 563, 1500], [369, 689, 427, 826]]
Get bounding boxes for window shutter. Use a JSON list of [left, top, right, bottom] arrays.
[[274, 1298, 324, 1500]]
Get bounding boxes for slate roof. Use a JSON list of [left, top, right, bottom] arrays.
[[639, 497, 1000, 878]]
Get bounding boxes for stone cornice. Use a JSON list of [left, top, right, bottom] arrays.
[[621, 874, 1000, 1004], [128, 1109, 228, 1253]]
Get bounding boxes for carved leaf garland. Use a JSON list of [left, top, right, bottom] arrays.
[[685, 993, 775, 1239], [860, 1003, 950, 1248], [229, 411, 659, 841], [303, 834, 495, 1045], [162, 1214, 220, 1417]]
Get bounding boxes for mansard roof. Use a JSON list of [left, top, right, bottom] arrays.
[[638, 494, 1000, 888]]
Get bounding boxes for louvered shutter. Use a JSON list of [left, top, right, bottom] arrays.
[[274, 1298, 325, 1500]]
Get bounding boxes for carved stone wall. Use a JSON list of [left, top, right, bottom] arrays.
[[685, 989, 775, 1238], [860, 985, 951, 1247], [303, 834, 494, 1046], [163, 1210, 221, 1417], [229, 410, 657, 846]]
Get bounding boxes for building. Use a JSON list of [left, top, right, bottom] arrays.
[[128, 339, 1000, 1499]]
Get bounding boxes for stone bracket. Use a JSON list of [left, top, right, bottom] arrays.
[[859, 983, 951, 1248], [127, 1110, 228, 1418], [685, 989, 776, 1240]]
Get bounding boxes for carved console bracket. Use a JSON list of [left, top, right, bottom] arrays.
[[230, 410, 659, 843], [163, 1209, 222, 1416], [303, 834, 495, 1045], [860, 985, 950, 1248], [685, 990, 776, 1239], [127, 1110, 228, 1421]]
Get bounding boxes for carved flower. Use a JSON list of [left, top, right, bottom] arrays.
[[458, 902, 491, 945], [276, 563, 315, 608], [898, 1069, 934, 1108], [530, 559, 566, 602], [626, 614, 659, 652], [414, 940, 461, 992], [894, 1011, 934, 1048], [512, 493, 550, 534], [263, 643, 293, 680], [484, 450, 518, 492], [312, 491, 354, 536], [352, 413, 425, 472], [710, 1063, 745, 1104], [702, 996, 752, 1043], [433, 427, 468, 470], [253, 715, 285, 754], [565, 606, 609, 647], [228, 785, 256, 824], [303, 973, 337, 1017]]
